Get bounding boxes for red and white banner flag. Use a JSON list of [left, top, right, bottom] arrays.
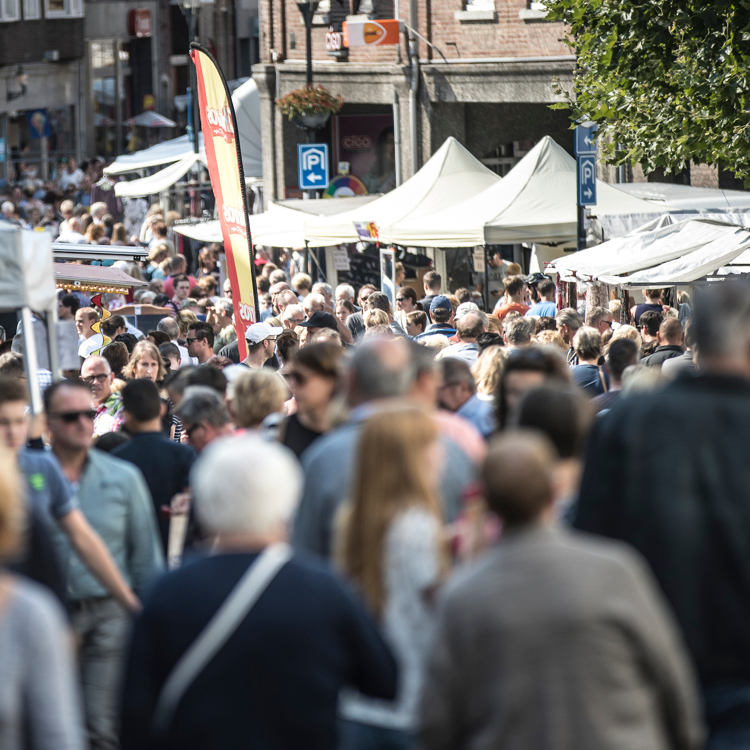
[[190, 43, 259, 360]]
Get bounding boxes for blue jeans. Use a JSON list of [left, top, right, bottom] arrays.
[[338, 719, 413, 750], [705, 684, 750, 750]]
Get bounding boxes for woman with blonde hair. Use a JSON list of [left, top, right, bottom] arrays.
[[610, 324, 643, 352], [363, 308, 389, 329], [228, 369, 288, 430], [471, 345, 505, 400], [84, 223, 105, 244], [0, 445, 86, 749], [336, 405, 446, 749], [122, 340, 167, 383]]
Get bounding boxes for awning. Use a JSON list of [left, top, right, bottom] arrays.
[[124, 111, 177, 128], [549, 218, 750, 289], [54, 263, 147, 294], [53, 243, 147, 262], [114, 152, 207, 198]]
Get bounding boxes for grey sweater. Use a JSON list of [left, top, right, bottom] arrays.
[[418, 526, 704, 750], [0, 579, 86, 750]]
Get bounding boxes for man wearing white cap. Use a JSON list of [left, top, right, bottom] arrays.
[[224, 322, 283, 381], [439, 308, 487, 365]]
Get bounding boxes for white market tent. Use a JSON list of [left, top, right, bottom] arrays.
[[109, 78, 264, 197], [173, 196, 379, 248], [616, 182, 750, 210], [105, 134, 204, 175], [124, 111, 177, 128], [548, 218, 750, 289], [388, 136, 661, 247], [303, 136, 501, 246], [115, 151, 208, 199]]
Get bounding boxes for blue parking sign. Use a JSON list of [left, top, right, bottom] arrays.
[[298, 143, 329, 191], [577, 155, 597, 206]]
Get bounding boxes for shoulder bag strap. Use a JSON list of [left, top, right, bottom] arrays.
[[151, 543, 293, 735], [598, 366, 609, 393]]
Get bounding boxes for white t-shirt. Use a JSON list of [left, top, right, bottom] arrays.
[[78, 334, 103, 359], [340, 506, 441, 730]]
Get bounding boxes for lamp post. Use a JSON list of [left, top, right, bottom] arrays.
[[296, 0, 318, 89], [180, 0, 202, 217], [6, 66, 28, 102], [180, 0, 201, 158]]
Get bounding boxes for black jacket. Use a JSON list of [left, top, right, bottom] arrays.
[[575, 373, 750, 687], [641, 344, 685, 368]]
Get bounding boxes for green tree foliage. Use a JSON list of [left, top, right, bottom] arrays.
[[546, 0, 750, 179]]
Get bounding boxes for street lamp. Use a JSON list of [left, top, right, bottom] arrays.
[[296, 0, 319, 88], [6, 66, 28, 103], [180, 0, 201, 158]]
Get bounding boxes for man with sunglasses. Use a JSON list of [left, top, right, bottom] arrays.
[[45, 379, 164, 748], [185, 321, 215, 365], [81, 355, 124, 437]]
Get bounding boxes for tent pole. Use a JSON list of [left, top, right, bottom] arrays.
[[19, 307, 43, 416], [483, 244, 490, 313], [47, 305, 61, 382]]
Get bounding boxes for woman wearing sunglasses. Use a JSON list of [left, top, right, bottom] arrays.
[[279, 343, 346, 459]]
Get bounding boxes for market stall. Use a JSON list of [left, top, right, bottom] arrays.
[[303, 137, 501, 246], [388, 136, 661, 247]]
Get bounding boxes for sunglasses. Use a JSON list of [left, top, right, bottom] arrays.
[[82, 373, 109, 384], [185, 336, 199, 343], [396, 297, 409, 302], [51, 410, 97, 423]]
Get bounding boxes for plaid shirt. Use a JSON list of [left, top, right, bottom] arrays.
[[94, 391, 125, 437]]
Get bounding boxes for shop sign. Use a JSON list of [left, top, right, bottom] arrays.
[[27, 110, 52, 140], [143, 94, 155, 110], [129, 9, 152, 38], [343, 19, 401, 46]]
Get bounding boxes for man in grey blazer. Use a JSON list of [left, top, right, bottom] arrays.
[[419, 432, 703, 750]]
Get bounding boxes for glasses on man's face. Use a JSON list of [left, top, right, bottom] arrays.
[[51, 410, 97, 424], [82, 373, 109, 384], [185, 336, 198, 344]]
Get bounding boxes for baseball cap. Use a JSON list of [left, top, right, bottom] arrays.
[[430, 295, 452, 313], [454, 301, 480, 321], [297, 311, 338, 331], [245, 321, 283, 344]]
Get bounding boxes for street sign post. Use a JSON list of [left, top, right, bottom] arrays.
[[575, 123, 598, 251], [574, 122, 598, 156], [298, 143, 329, 192], [577, 155, 597, 207]]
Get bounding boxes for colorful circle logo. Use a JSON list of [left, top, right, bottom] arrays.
[[324, 175, 368, 198]]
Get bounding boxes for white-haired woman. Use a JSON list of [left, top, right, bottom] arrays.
[[120, 437, 397, 750]]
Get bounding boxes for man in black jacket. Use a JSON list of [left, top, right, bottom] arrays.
[[641, 317, 685, 368], [574, 281, 750, 747]]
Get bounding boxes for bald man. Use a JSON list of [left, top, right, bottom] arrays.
[[641, 317, 685, 368], [81, 355, 124, 436]]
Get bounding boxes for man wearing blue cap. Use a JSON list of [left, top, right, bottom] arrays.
[[414, 296, 457, 340]]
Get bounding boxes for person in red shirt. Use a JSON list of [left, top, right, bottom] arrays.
[[493, 275, 529, 322], [163, 255, 197, 298]]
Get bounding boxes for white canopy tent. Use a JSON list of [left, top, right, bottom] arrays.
[[616, 182, 750, 211], [107, 78, 263, 191], [548, 218, 750, 289], [303, 136, 500, 246], [173, 196, 379, 248], [389, 136, 661, 247]]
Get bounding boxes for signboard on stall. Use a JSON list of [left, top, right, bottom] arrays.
[[343, 19, 401, 46]]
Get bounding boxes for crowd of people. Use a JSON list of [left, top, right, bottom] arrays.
[[1, 227, 748, 750]]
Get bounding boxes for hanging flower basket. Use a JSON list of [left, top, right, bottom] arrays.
[[276, 85, 343, 130]]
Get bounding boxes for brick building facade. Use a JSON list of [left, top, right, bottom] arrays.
[[253, 0, 577, 201]]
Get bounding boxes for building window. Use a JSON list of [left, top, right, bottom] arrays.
[[0, 0, 21, 22], [44, 0, 82, 18], [519, 1, 548, 19], [455, 0, 495, 22], [23, 0, 40, 19]]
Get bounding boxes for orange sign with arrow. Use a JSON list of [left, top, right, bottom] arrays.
[[343, 19, 401, 46]]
